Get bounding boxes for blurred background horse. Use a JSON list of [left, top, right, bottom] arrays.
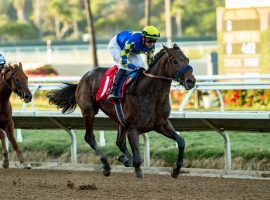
[[0, 63, 32, 169]]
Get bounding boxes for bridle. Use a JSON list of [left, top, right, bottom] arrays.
[[143, 50, 193, 85]]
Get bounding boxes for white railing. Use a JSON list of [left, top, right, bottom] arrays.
[[25, 74, 270, 111], [13, 74, 270, 170]]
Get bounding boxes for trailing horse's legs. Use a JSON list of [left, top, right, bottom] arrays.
[[0, 129, 9, 168], [157, 120, 185, 178], [5, 122, 31, 169], [127, 129, 143, 178], [116, 124, 133, 167], [83, 115, 111, 176]]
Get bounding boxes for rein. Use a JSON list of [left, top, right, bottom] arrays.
[[143, 71, 173, 81]]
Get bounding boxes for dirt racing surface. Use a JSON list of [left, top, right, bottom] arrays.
[[0, 168, 269, 200]]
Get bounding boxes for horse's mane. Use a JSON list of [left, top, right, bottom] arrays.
[[147, 49, 166, 71]]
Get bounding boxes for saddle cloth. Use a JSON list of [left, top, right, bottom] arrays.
[[96, 66, 137, 102], [96, 66, 138, 126]]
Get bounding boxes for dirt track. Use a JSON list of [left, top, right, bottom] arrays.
[[0, 168, 269, 200]]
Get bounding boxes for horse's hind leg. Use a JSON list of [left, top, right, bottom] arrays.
[[83, 114, 111, 176], [5, 122, 31, 169], [0, 129, 9, 168], [116, 124, 133, 167], [157, 120, 185, 178]]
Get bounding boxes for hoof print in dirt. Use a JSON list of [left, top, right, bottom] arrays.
[[79, 184, 97, 190]]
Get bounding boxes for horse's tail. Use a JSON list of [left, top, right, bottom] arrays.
[[46, 83, 78, 114]]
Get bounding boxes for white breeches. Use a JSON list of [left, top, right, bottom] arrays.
[[108, 36, 145, 71]]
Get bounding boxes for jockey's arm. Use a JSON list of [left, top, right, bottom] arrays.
[[119, 41, 137, 70], [147, 46, 155, 66]]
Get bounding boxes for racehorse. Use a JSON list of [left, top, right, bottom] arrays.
[[47, 44, 196, 178], [0, 63, 32, 169]]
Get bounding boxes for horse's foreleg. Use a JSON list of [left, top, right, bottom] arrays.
[[116, 124, 133, 167], [127, 129, 143, 178], [5, 122, 31, 169], [157, 120, 185, 178], [0, 129, 9, 168], [84, 115, 111, 176]]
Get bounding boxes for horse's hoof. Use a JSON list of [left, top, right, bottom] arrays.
[[102, 169, 111, 177], [23, 162, 32, 169], [2, 160, 9, 168], [135, 168, 144, 179], [171, 167, 180, 178], [102, 164, 111, 177], [123, 160, 133, 167]]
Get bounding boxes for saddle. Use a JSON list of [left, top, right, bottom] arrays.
[[96, 66, 144, 126], [96, 66, 143, 102]]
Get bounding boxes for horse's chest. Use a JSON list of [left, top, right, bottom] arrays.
[[134, 107, 168, 129], [0, 103, 11, 122]]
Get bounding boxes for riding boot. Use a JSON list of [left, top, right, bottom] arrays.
[[108, 69, 126, 100]]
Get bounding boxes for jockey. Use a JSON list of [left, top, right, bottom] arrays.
[[108, 25, 160, 100], [0, 53, 6, 71]]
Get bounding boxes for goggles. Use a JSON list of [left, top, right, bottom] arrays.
[[145, 38, 157, 43]]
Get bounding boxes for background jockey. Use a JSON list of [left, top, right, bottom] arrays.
[[0, 53, 6, 71], [107, 25, 160, 100]]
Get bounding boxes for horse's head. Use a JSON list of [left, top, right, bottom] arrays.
[[3, 62, 32, 103], [163, 44, 196, 90]]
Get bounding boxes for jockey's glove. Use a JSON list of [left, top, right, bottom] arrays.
[[136, 67, 145, 73]]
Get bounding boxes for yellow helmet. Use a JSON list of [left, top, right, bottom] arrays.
[[142, 25, 160, 40]]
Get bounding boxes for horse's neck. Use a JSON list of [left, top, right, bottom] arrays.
[[0, 78, 12, 102], [144, 56, 172, 91]]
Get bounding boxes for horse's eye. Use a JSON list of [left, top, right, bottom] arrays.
[[173, 60, 178, 65]]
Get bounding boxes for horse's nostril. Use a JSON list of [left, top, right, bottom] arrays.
[[186, 79, 195, 89], [187, 79, 194, 85], [24, 93, 32, 100]]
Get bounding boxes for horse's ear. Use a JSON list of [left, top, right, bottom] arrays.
[[162, 44, 167, 49], [173, 43, 180, 50], [162, 44, 170, 53], [8, 63, 13, 68], [19, 62, 23, 69]]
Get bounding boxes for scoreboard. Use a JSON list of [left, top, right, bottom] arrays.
[[217, 7, 270, 75]]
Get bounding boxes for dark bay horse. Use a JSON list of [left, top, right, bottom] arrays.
[[0, 63, 32, 169], [47, 44, 196, 178]]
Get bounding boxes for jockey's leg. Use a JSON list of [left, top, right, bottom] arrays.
[[108, 68, 126, 100], [128, 54, 146, 69]]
